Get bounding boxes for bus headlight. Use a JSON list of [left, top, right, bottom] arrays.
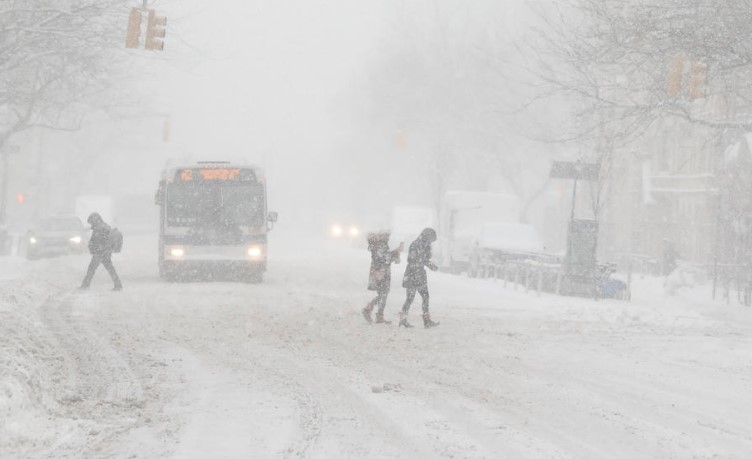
[[247, 246, 263, 258], [69, 236, 82, 244], [349, 226, 360, 237], [29, 236, 37, 245], [170, 247, 185, 257], [331, 224, 343, 238]]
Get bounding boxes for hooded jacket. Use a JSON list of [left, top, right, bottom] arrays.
[[402, 228, 437, 289]]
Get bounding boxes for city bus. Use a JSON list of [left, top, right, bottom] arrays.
[[154, 161, 277, 283]]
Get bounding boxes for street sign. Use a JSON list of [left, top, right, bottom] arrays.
[[550, 161, 600, 181]]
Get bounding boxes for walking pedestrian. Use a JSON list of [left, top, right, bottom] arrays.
[[363, 231, 403, 324], [400, 228, 439, 328], [79, 213, 122, 291]]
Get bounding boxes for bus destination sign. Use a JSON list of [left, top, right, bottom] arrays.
[[176, 168, 256, 182]]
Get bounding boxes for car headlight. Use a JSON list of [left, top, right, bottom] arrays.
[[331, 224, 343, 238], [69, 236, 82, 244], [170, 247, 185, 257], [29, 237, 37, 245], [349, 226, 360, 237], [247, 246, 263, 258]]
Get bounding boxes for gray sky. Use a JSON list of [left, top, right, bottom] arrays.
[[153, 1, 386, 162], [101, 0, 535, 227]]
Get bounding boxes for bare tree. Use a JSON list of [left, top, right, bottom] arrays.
[[522, 0, 752, 146], [359, 1, 551, 216], [0, 0, 130, 147], [0, 1, 134, 223]]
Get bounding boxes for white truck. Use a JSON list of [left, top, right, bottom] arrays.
[[390, 206, 436, 249], [438, 191, 521, 273]]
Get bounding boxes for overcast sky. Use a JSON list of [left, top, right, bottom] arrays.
[[107, 0, 534, 226]]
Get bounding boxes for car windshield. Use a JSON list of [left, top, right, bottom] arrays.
[[38, 218, 83, 231]]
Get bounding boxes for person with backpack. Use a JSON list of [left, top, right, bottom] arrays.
[[399, 228, 439, 328], [362, 231, 403, 324], [79, 212, 122, 291]]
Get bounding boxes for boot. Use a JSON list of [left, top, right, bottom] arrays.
[[423, 313, 439, 329], [375, 312, 392, 325], [398, 312, 413, 328], [362, 304, 374, 323]]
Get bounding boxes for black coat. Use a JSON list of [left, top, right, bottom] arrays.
[[402, 238, 435, 289], [368, 239, 400, 292], [88, 222, 112, 255]]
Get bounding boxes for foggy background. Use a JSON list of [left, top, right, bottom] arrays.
[[5, 0, 744, 267], [3, 0, 568, 246]]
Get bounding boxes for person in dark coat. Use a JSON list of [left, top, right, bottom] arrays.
[[80, 213, 122, 290], [400, 227, 439, 328], [363, 232, 403, 324]]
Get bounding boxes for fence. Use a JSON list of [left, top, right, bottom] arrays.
[[471, 254, 630, 300], [713, 263, 752, 306]]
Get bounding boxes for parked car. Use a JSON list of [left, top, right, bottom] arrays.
[[24, 215, 88, 259]]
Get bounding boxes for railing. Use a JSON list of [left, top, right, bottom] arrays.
[[470, 251, 630, 300], [713, 263, 752, 306]]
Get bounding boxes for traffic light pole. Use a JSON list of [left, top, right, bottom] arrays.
[[0, 144, 21, 226], [0, 149, 8, 225]]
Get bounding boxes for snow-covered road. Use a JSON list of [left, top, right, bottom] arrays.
[[2, 233, 751, 458]]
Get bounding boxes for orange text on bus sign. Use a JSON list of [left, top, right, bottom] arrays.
[[200, 168, 240, 180]]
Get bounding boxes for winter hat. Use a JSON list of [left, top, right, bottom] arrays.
[[420, 228, 437, 242]]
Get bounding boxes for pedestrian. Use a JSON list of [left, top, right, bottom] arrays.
[[79, 213, 122, 291], [363, 231, 403, 324], [400, 227, 439, 328]]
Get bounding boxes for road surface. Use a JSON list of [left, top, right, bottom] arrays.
[[2, 233, 751, 458]]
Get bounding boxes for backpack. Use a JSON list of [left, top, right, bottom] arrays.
[[109, 227, 123, 253]]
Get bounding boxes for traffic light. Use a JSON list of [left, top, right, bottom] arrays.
[[125, 8, 142, 49], [16, 193, 25, 204], [145, 9, 166, 51], [688, 61, 707, 100]]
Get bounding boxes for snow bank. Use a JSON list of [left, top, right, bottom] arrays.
[[0, 275, 75, 456]]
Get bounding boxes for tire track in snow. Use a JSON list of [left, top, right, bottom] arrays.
[[282, 376, 324, 458], [298, 327, 578, 458], [41, 292, 144, 407], [252, 348, 433, 458], [150, 318, 325, 458], [34, 291, 151, 458]]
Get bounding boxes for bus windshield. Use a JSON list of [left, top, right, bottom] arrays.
[[165, 182, 265, 228]]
